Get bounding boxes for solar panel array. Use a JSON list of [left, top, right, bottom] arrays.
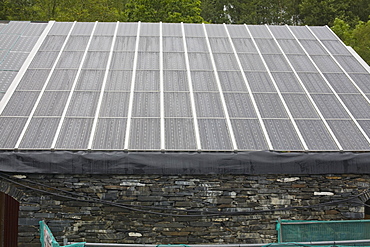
[[0, 21, 369, 152]]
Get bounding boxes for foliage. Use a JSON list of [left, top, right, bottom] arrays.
[[331, 18, 370, 65], [125, 0, 203, 23]]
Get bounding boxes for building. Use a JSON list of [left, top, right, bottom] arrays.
[[0, 21, 370, 246]]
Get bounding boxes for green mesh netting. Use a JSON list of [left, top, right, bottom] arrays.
[[39, 221, 85, 247], [277, 220, 370, 243]]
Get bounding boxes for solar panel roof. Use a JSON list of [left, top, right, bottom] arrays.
[[0, 21, 370, 153]]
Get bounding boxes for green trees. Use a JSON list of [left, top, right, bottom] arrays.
[[125, 0, 203, 23]]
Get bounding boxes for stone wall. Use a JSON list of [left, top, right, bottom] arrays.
[[0, 174, 369, 246]]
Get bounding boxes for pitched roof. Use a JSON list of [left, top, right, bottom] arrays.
[[0, 21, 370, 174]]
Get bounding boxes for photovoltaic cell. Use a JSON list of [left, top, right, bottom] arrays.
[[138, 37, 159, 52], [295, 120, 339, 150], [135, 70, 159, 91], [2, 91, 40, 116], [116, 22, 138, 36], [231, 38, 258, 53], [89, 36, 114, 51], [129, 118, 161, 150], [339, 94, 370, 119], [19, 117, 60, 148], [192, 71, 218, 92], [66, 92, 100, 117], [93, 118, 127, 149], [110, 52, 135, 70], [164, 70, 188, 91], [163, 37, 184, 52], [348, 73, 370, 93], [269, 26, 294, 39], [163, 52, 186, 70], [114, 37, 137, 51], [227, 25, 250, 38], [56, 117, 94, 149], [0, 71, 17, 92], [17, 69, 51, 90], [299, 40, 328, 55], [0, 117, 27, 148], [185, 38, 208, 52], [323, 73, 359, 93], [264, 119, 304, 151], [164, 92, 192, 117], [247, 25, 272, 38], [271, 72, 304, 93], [99, 92, 130, 117], [34, 91, 70, 116], [209, 38, 233, 53], [309, 26, 338, 40], [254, 39, 281, 54], [105, 70, 132, 91], [254, 93, 288, 118], [218, 71, 247, 92], [311, 94, 350, 119], [71, 22, 95, 36], [238, 54, 266, 71], [198, 119, 233, 150], [132, 92, 160, 117], [262, 54, 292, 72], [282, 94, 319, 119], [334, 55, 368, 73], [298, 72, 332, 93], [162, 23, 182, 37], [310, 55, 342, 73], [327, 120, 370, 150], [165, 118, 197, 150], [223, 93, 257, 118], [246, 72, 276, 93], [277, 39, 305, 54], [0, 52, 29, 70], [194, 92, 224, 117], [213, 53, 239, 70], [205, 24, 228, 37], [39, 36, 67, 51], [11, 36, 39, 52], [83, 52, 110, 69], [286, 55, 317, 72], [231, 119, 268, 150], [321, 40, 351, 55], [136, 52, 159, 70], [75, 69, 105, 90], [188, 53, 213, 70], [94, 22, 116, 36], [46, 69, 78, 90]]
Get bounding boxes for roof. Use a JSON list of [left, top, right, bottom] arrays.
[[0, 21, 370, 174]]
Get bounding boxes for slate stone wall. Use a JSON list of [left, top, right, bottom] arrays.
[[1, 174, 369, 247]]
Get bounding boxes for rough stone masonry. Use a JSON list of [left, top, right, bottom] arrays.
[[0, 173, 368, 247]]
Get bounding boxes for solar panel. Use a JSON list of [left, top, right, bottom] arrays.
[[0, 21, 369, 153]]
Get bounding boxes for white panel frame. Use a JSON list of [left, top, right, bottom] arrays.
[[15, 21, 77, 149], [181, 22, 201, 151], [0, 21, 55, 116], [87, 21, 119, 150], [51, 21, 98, 149], [266, 25, 343, 151], [160, 22, 165, 151], [245, 24, 309, 151], [123, 22, 141, 150], [224, 23, 273, 151], [287, 26, 370, 148], [202, 23, 237, 151]]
